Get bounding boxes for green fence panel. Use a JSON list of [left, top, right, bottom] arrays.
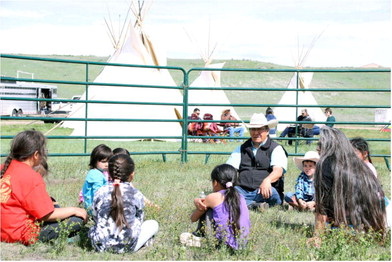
[[1, 54, 390, 165]]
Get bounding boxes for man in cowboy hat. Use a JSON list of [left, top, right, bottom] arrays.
[[226, 113, 288, 209]]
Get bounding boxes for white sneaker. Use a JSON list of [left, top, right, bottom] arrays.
[[180, 232, 202, 247]]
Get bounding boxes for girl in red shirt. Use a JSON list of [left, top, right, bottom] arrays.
[[1, 130, 87, 245]]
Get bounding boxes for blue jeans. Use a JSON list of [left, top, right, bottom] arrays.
[[285, 192, 314, 203], [280, 126, 297, 138], [225, 126, 245, 141], [235, 186, 282, 207], [284, 192, 295, 203], [312, 125, 320, 135]]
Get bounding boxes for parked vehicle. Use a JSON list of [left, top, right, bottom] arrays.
[[0, 79, 58, 116], [51, 95, 81, 114]]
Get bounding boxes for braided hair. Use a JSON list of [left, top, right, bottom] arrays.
[[1, 130, 47, 178], [210, 164, 241, 238], [108, 154, 135, 231]]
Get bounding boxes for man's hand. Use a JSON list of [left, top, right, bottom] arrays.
[[194, 198, 207, 211], [259, 178, 272, 199]]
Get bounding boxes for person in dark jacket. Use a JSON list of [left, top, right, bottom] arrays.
[[226, 113, 288, 210]]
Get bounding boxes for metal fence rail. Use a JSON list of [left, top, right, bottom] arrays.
[[1, 54, 390, 166]]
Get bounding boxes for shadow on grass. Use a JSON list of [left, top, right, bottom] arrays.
[[272, 219, 314, 238]]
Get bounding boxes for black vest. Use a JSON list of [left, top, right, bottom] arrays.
[[238, 138, 287, 200]]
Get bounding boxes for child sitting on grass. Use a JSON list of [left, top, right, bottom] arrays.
[[88, 154, 159, 253], [350, 137, 377, 177], [1, 130, 87, 245], [284, 151, 319, 212], [80, 144, 113, 211], [180, 164, 250, 250]]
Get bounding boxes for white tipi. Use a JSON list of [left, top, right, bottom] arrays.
[[274, 33, 326, 131], [274, 72, 325, 131], [62, 1, 183, 140], [189, 63, 242, 122], [186, 26, 242, 125]]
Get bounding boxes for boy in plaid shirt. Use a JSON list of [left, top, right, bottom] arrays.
[[285, 151, 319, 211]]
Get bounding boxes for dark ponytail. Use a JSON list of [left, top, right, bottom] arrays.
[[1, 156, 13, 178], [211, 164, 241, 238], [350, 137, 373, 163], [1, 130, 47, 178], [108, 154, 135, 231]]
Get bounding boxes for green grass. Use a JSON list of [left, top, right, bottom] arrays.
[[0, 55, 391, 260], [0, 123, 391, 260]]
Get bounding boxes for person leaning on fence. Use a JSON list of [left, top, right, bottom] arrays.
[[0, 130, 87, 245], [226, 113, 288, 210], [220, 109, 245, 142]]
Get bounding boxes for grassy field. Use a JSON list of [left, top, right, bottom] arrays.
[[0, 123, 390, 260], [1, 54, 391, 260]]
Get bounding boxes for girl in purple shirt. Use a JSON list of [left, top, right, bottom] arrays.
[[181, 164, 251, 250]]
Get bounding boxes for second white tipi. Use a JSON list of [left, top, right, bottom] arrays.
[[274, 72, 325, 131], [274, 33, 326, 131]]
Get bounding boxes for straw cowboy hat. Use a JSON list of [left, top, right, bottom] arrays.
[[246, 113, 278, 129], [293, 151, 320, 170]]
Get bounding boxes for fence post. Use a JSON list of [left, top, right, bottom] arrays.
[[181, 71, 190, 163], [84, 63, 89, 153], [294, 71, 300, 152]]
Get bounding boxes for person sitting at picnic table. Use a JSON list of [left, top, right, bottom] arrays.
[[188, 108, 203, 136], [279, 109, 313, 145], [220, 109, 245, 142]]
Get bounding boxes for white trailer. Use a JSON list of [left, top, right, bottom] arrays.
[[0, 80, 58, 116]]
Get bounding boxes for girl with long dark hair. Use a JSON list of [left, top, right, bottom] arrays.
[[181, 164, 251, 250], [308, 127, 386, 246], [1, 130, 87, 245]]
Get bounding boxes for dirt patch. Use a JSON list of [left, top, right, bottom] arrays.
[[338, 125, 382, 130], [0, 120, 44, 126]]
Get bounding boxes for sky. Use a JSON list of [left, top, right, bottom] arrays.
[[0, 0, 391, 67]]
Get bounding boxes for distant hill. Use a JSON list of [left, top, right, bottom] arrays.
[[360, 63, 384, 68], [1, 54, 390, 123]]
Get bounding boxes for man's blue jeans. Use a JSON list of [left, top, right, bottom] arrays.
[[226, 126, 245, 142], [235, 185, 282, 207]]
